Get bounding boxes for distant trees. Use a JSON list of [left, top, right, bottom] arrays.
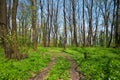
[[17, 1, 32, 46], [99, 0, 111, 47], [1, 0, 120, 60]]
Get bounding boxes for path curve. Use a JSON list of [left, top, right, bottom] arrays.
[[50, 50, 84, 80], [62, 54, 84, 80], [29, 50, 84, 80], [29, 57, 57, 80]]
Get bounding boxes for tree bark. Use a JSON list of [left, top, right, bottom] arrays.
[[72, 0, 78, 47], [108, 0, 116, 47], [53, 0, 59, 47], [63, 0, 67, 49], [0, 0, 21, 59], [115, 0, 120, 47], [47, 0, 50, 47], [83, 0, 85, 47], [31, 0, 38, 51], [86, 0, 93, 46], [11, 0, 21, 59]]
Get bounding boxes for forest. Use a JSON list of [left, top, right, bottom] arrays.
[[0, 0, 120, 80]]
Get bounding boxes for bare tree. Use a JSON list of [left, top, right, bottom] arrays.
[[31, 0, 38, 51], [53, 0, 60, 47], [108, 0, 116, 47], [63, 0, 67, 49], [67, 1, 73, 46], [99, 0, 112, 47], [115, 0, 120, 47], [71, 0, 78, 47], [93, 1, 100, 46], [83, 0, 85, 47], [47, 0, 50, 47], [86, 0, 93, 46]]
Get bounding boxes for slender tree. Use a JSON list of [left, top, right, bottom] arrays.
[[108, 0, 116, 47], [115, 0, 120, 47], [47, 0, 50, 47], [83, 0, 85, 47], [86, 0, 93, 46], [93, 1, 100, 46], [72, 0, 78, 47], [63, 0, 67, 49], [53, 0, 60, 47], [11, 0, 20, 58], [31, 0, 38, 51]]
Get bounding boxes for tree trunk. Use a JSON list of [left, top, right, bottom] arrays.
[[0, 0, 21, 59], [108, 0, 116, 47], [72, 0, 78, 47], [31, 0, 38, 51], [53, 0, 59, 47], [87, 0, 93, 46], [115, 0, 120, 47], [11, 0, 21, 59], [83, 0, 85, 47], [47, 0, 50, 47], [63, 0, 67, 49]]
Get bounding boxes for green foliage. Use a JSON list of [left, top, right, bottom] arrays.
[[0, 47, 51, 80], [46, 57, 71, 80], [18, 36, 32, 47], [0, 47, 119, 80], [65, 47, 120, 80]]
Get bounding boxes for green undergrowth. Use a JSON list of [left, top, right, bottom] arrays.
[[0, 47, 51, 80], [0, 47, 120, 80], [65, 47, 120, 80], [46, 57, 71, 80]]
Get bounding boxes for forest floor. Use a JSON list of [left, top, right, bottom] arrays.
[[0, 47, 120, 80], [29, 50, 84, 80]]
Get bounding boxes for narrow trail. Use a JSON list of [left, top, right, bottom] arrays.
[[29, 50, 84, 80], [29, 57, 57, 80], [58, 52, 84, 80], [50, 50, 84, 80], [66, 57, 84, 80]]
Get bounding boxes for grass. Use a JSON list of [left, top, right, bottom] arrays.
[[65, 47, 120, 80], [0, 47, 51, 80], [46, 57, 71, 80], [0, 47, 120, 80]]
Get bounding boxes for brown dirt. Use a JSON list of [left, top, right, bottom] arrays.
[[69, 58, 84, 80], [29, 57, 57, 80], [63, 54, 84, 80]]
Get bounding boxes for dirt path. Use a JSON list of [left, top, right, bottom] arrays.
[[29, 50, 84, 80], [66, 56, 84, 80], [50, 50, 84, 80], [58, 53, 84, 80], [29, 57, 57, 80]]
